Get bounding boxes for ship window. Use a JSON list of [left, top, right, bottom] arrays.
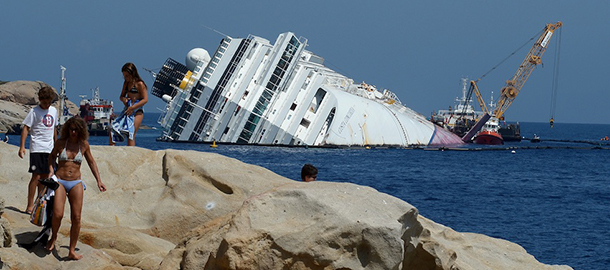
[[273, 68, 285, 78], [290, 103, 297, 110], [270, 74, 280, 85], [265, 82, 276, 91], [287, 114, 292, 120], [224, 127, 230, 134], [278, 59, 288, 70], [300, 118, 310, 128]]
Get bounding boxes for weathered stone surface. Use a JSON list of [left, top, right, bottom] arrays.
[[160, 182, 419, 270], [0, 142, 572, 269], [1, 197, 16, 248]]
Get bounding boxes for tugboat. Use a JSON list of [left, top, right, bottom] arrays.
[[473, 117, 504, 145], [79, 87, 114, 136]]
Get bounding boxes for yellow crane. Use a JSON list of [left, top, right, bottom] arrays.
[[462, 22, 562, 142], [472, 21, 562, 120]]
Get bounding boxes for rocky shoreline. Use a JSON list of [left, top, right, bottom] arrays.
[[0, 81, 572, 269], [0, 143, 572, 269]]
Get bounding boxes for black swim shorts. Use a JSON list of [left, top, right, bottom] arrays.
[[28, 153, 51, 174]]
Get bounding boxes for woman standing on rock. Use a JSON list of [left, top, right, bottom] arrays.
[[109, 62, 148, 146], [47, 116, 106, 260]]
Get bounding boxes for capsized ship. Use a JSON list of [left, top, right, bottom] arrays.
[[151, 32, 463, 147]]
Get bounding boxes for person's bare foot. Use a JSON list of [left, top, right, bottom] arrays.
[[67, 251, 83, 260], [45, 241, 55, 252]]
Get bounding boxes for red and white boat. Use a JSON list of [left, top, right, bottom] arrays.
[[79, 87, 114, 136], [473, 117, 504, 145], [474, 130, 504, 145]]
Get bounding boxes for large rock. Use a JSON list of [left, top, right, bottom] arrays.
[[0, 143, 572, 269], [160, 182, 419, 269], [0, 80, 79, 133]]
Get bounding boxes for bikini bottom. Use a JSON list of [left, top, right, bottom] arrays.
[[56, 178, 86, 193]]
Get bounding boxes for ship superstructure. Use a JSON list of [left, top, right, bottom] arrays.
[[432, 77, 485, 137], [152, 32, 462, 147]]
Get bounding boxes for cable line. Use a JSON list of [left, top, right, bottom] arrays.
[[549, 27, 562, 127], [476, 29, 544, 82]]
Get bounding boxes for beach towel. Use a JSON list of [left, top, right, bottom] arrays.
[[111, 99, 137, 143]]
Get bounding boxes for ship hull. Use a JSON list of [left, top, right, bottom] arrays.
[[474, 131, 504, 145], [498, 123, 521, 142]]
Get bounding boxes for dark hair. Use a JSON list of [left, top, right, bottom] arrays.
[[122, 62, 146, 86], [38, 86, 56, 101], [59, 116, 89, 142], [301, 164, 318, 179]]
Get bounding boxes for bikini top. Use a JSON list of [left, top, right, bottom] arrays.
[[128, 85, 139, 94], [59, 141, 83, 164]]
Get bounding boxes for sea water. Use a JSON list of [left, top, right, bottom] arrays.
[[10, 113, 609, 269]]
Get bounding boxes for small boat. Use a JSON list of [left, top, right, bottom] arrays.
[[531, 134, 541, 143], [473, 117, 504, 145], [79, 87, 114, 136]]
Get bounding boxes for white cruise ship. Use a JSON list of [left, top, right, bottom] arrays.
[[152, 32, 463, 147]]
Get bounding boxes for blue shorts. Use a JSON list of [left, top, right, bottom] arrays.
[[29, 153, 50, 174]]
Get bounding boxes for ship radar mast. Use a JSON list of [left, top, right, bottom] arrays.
[[58, 65, 69, 125]]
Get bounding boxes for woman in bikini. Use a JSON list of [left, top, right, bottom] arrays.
[[109, 62, 148, 146], [47, 116, 106, 260]]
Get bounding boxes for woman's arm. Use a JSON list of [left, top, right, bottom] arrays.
[[47, 139, 62, 178], [119, 81, 129, 107], [83, 141, 106, 192]]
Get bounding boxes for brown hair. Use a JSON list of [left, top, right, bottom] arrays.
[[59, 116, 89, 142], [301, 164, 318, 180], [38, 86, 56, 101], [122, 62, 146, 87]]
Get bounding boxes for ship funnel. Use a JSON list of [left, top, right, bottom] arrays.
[[162, 94, 172, 103]]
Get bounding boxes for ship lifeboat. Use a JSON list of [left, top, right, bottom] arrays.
[[474, 130, 504, 145]]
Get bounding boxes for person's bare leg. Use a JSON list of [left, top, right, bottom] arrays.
[[66, 182, 84, 260], [108, 127, 115, 146], [46, 185, 66, 251], [128, 112, 143, 146], [26, 173, 43, 213]]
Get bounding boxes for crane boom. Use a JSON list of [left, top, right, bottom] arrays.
[[469, 80, 489, 115], [493, 21, 562, 120]]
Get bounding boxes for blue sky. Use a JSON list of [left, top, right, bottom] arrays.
[[2, 1, 609, 124]]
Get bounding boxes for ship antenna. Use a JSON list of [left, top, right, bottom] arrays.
[[202, 24, 230, 38], [143, 68, 157, 79]]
